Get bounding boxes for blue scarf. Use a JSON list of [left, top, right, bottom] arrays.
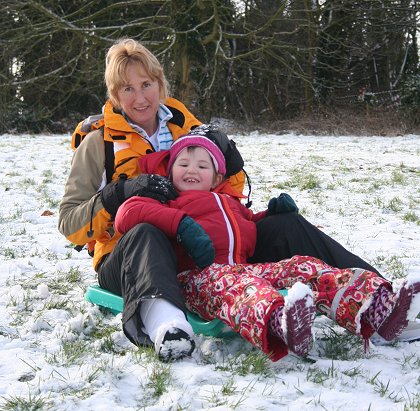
[[123, 104, 173, 151]]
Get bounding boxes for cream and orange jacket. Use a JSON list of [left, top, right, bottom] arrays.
[[58, 97, 245, 270]]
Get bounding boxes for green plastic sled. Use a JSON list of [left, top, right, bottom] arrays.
[[85, 284, 288, 338]]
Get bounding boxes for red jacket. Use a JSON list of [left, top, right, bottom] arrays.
[[115, 190, 267, 272]]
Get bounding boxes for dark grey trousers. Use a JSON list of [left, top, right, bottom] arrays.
[[249, 213, 380, 275], [98, 223, 186, 346]]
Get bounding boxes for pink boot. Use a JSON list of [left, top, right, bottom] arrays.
[[363, 276, 420, 341], [269, 282, 316, 357]]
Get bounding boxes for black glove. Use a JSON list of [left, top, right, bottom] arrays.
[[190, 124, 244, 177], [267, 193, 299, 215], [101, 174, 178, 217], [177, 216, 215, 268]]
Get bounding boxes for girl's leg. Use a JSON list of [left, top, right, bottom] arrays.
[[268, 282, 315, 357], [361, 278, 420, 341], [241, 256, 382, 333], [241, 256, 387, 334], [178, 264, 315, 360], [245, 256, 420, 341]]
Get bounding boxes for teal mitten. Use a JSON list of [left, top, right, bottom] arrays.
[[267, 193, 299, 215], [177, 216, 215, 267]]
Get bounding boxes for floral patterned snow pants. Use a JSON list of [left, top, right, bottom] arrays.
[[177, 255, 390, 361]]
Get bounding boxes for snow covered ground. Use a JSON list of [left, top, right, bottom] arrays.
[[0, 133, 419, 410]]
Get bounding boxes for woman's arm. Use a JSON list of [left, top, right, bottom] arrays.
[[58, 130, 112, 246]]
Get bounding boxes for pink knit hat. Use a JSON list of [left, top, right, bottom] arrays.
[[168, 135, 226, 175]]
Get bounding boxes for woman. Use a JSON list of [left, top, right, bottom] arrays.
[[58, 38, 213, 361], [58, 38, 384, 362]]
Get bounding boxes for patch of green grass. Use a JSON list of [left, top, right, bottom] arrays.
[[369, 179, 385, 190], [216, 350, 273, 377], [221, 376, 237, 396], [146, 362, 172, 397], [0, 206, 24, 223], [307, 361, 337, 386], [299, 173, 321, 190], [0, 391, 52, 410], [398, 352, 420, 372], [85, 360, 109, 384], [47, 266, 83, 294], [90, 323, 120, 340], [368, 371, 404, 402], [391, 170, 406, 185], [386, 196, 403, 212], [40, 193, 60, 208], [8, 292, 34, 326], [133, 345, 157, 364], [403, 211, 419, 225], [371, 254, 407, 279], [43, 298, 70, 311], [343, 365, 364, 379], [201, 387, 229, 408], [9, 225, 27, 236], [98, 329, 126, 354], [403, 392, 420, 411], [373, 196, 384, 208], [273, 167, 321, 191], [2, 247, 16, 259], [5, 170, 21, 177], [30, 248, 58, 261], [66, 266, 82, 283], [202, 378, 254, 410], [41, 169, 56, 184], [18, 177, 37, 190], [46, 340, 89, 366], [317, 325, 366, 361]]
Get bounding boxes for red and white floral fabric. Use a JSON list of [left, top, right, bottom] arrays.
[[178, 255, 390, 361]]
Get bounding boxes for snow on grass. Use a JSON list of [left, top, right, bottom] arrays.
[[0, 133, 419, 410]]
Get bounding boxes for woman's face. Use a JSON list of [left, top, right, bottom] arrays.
[[117, 63, 161, 136], [171, 147, 222, 192]]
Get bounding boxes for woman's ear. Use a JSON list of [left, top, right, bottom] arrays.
[[212, 173, 224, 189]]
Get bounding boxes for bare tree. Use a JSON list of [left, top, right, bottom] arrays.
[[0, 0, 418, 132]]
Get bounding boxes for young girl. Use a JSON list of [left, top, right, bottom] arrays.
[[115, 134, 420, 362]]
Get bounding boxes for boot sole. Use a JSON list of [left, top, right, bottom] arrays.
[[158, 329, 196, 362], [378, 282, 419, 341], [284, 295, 316, 357]]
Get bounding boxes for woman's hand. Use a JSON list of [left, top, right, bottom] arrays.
[[101, 174, 178, 217]]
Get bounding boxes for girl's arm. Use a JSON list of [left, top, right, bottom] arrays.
[[114, 196, 186, 237]]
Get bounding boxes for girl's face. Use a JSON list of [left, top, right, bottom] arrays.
[[117, 63, 161, 136], [171, 147, 223, 192]]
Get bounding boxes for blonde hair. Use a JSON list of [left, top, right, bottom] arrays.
[[105, 38, 169, 108]]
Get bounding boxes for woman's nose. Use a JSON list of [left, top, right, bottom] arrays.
[[133, 89, 147, 101]]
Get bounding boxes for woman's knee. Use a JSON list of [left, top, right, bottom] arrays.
[[120, 223, 177, 265], [256, 213, 302, 237], [127, 223, 167, 240]]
